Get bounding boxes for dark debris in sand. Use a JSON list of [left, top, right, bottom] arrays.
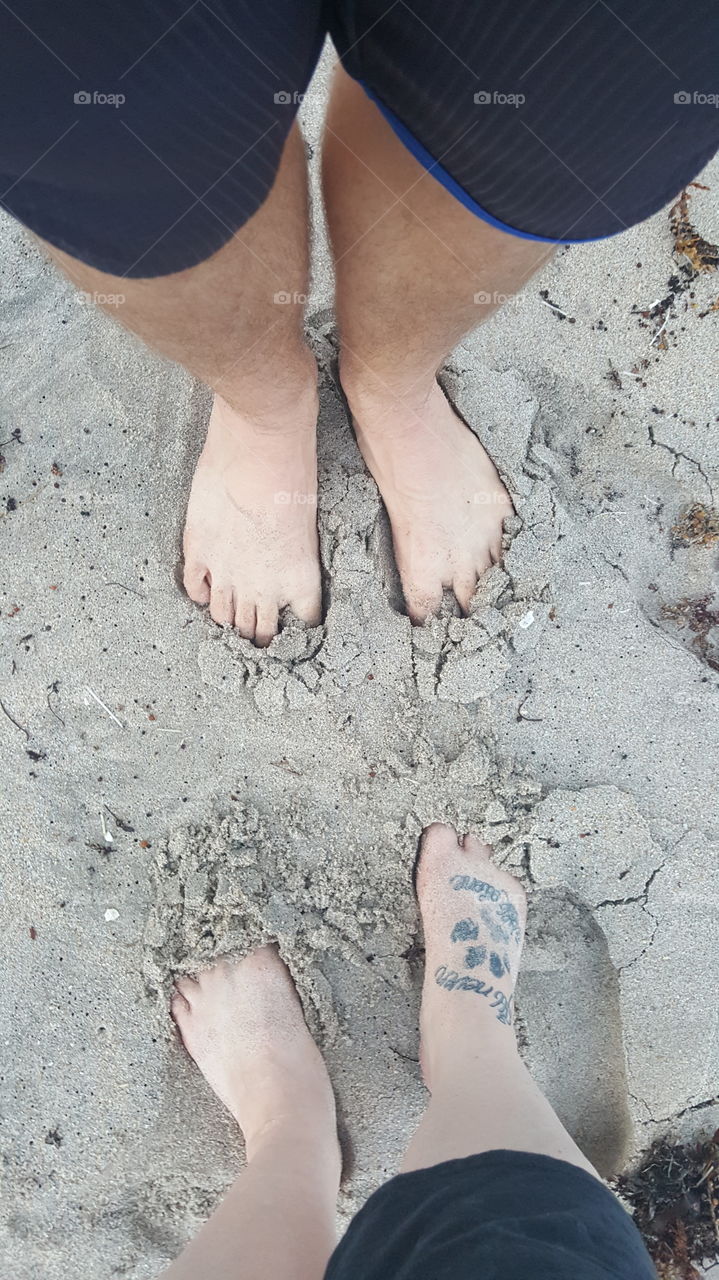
[[616, 1131, 719, 1279], [670, 186, 719, 275], [671, 503, 719, 550], [631, 185, 718, 348], [661, 595, 719, 672]]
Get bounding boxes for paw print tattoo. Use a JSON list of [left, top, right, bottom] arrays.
[[435, 876, 522, 1027], [465, 945, 487, 969], [450, 918, 479, 943], [449, 916, 509, 977]]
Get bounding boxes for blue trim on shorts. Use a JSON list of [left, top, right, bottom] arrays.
[[359, 81, 616, 246]]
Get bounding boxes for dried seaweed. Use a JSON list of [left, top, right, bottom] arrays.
[[632, 187, 719, 345], [661, 595, 719, 671], [669, 186, 719, 273], [616, 1133, 719, 1280], [671, 503, 719, 549]]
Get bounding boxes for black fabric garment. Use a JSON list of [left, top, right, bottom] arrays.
[[1, 1, 717, 274], [324, 1150, 658, 1280]]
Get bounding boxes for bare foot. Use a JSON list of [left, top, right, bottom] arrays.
[[171, 946, 339, 1166], [344, 379, 514, 622], [183, 382, 321, 646], [415, 823, 527, 1088]]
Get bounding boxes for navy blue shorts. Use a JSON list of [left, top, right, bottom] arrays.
[[1, 1, 717, 277], [324, 1151, 657, 1280]]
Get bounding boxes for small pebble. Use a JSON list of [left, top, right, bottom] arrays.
[[518, 610, 535, 630], [104, 908, 119, 922]]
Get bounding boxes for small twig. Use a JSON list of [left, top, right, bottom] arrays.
[[46, 682, 65, 726], [103, 804, 135, 833], [651, 318, 669, 347], [84, 685, 124, 729], [0, 697, 30, 739], [538, 296, 571, 320], [270, 758, 303, 777], [103, 581, 145, 599]]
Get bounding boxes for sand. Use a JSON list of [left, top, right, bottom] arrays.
[[1, 46, 718, 1280]]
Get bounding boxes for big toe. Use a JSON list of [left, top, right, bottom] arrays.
[[415, 823, 464, 896], [415, 822, 523, 929]]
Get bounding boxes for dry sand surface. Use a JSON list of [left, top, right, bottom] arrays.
[[1, 51, 718, 1280]]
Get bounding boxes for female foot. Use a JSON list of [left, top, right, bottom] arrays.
[[342, 378, 514, 622], [171, 946, 339, 1168], [415, 823, 527, 1088]]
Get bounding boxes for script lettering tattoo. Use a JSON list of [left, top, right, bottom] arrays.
[[435, 965, 494, 997], [434, 963, 514, 1026], [449, 874, 503, 902], [489, 989, 514, 1025]]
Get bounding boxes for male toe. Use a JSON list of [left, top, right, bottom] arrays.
[[234, 600, 257, 642], [184, 562, 211, 605], [210, 586, 235, 627]]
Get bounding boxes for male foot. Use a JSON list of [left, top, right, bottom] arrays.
[[415, 823, 527, 1088], [343, 378, 514, 622], [171, 946, 339, 1167], [183, 376, 321, 646]]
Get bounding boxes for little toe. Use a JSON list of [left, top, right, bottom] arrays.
[[184, 562, 211, 606], [170, 989, 191, 1020], [175, 974, 198, 1003]]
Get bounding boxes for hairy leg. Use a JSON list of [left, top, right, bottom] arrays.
[[162, 948, 340, 1280], [323, 69, 553, 621], [43, 123, 320, 644], [404, 824, 598, 1177]]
